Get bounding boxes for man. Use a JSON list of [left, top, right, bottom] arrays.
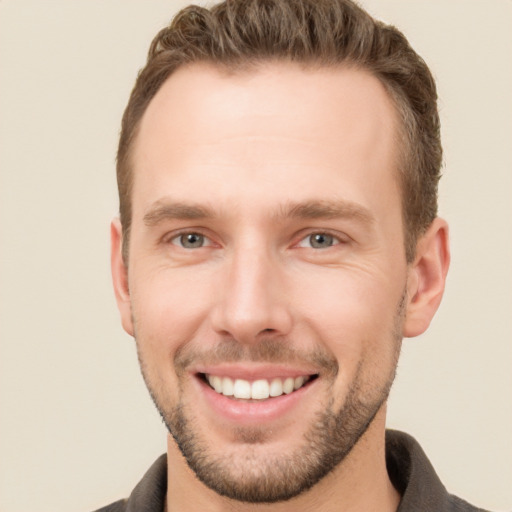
[[101, 0, 488, 510]]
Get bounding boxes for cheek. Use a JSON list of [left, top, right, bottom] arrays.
[[292, 268, 403, 369], [130, 268, 216, 361], [294, 268, 398, 331]]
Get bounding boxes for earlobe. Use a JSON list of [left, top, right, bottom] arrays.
[[403, 218, 450, 338], [110, 218, 134, 337]]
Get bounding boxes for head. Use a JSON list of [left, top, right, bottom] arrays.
[[117, 0, 442, 265], [111, 0, 449, 505]]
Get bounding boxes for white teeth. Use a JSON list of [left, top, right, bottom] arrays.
[[269, 378, 283, 397], [210, 375, 222, 393], [206, 374, 311, 400], [221, 377, 234, 396], [294, 376, 305, 390], [233, 379, 251, 399], [251, 379, 270, 400], [283, 377, 294, 394]]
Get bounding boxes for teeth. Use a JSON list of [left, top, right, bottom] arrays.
[[294, 376, 305, 390], [251, 379, 270, 400], [283, 377, 294, 394], [211, 375, 223, 393], [221, 377, 234, 396], [233, 379, 251, 399], [269, 378, 283, 397], [206, 374, 311, 400]]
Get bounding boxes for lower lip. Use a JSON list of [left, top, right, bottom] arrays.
[[195, 375, 316, 425]]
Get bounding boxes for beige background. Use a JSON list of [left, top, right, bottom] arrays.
[[0, 1, 511, 511]]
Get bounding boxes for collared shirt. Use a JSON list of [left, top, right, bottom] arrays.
[[94, 430, 490, 512]]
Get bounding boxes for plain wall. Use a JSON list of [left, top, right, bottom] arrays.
[[0, 1, 510, 511]]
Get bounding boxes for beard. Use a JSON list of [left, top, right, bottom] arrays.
[[135, 294, 405, 504]]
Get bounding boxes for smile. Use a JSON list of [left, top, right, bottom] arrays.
[[203, 374, 315, 400]]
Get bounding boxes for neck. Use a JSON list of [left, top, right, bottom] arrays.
[[165, 407, 400, 512]]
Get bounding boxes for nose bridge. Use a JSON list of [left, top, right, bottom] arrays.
[[212, 237, 292, 342]]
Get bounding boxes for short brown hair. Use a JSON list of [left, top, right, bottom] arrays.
[[117, 0, 441, 262]]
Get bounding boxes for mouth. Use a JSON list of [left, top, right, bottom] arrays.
[[199, 373, 318, 401]]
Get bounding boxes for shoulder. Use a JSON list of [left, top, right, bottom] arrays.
[[91, 454, 167, 512], [386, 430, 492, 512], [447, 495, 491, 512]]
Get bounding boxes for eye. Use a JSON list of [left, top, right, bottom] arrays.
[[297, 232, 339, 249], [171, 232, 209, 249]]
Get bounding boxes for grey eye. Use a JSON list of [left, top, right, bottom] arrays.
[[179, 233, 205, 248], [309, 233, 335, 248]]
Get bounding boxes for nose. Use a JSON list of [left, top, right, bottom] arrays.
[[210, 246, 293, 344]]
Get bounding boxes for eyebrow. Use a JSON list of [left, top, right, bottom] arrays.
[[276, 199, 375, 225], [143, 198, 374, 226], [143, 201, 215, 226]]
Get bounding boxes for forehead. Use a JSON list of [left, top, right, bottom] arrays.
[[131, 62, 400, 219]]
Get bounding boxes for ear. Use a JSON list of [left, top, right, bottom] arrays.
[[403, 217, 450, 338], [111, 218, 134, 337]]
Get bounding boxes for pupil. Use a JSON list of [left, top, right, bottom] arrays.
[[181, 233, 203, 248], [311, 233, 333, 248]]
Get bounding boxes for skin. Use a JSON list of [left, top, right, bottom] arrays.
[[111, 62, 450, 511]]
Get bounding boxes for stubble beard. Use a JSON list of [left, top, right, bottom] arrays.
[[135, 295, 405, 504]]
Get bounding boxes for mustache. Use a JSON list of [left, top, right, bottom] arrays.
[[174, 336, 338, 377]]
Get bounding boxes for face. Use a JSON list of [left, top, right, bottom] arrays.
[[115, 63, 412, 502]]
